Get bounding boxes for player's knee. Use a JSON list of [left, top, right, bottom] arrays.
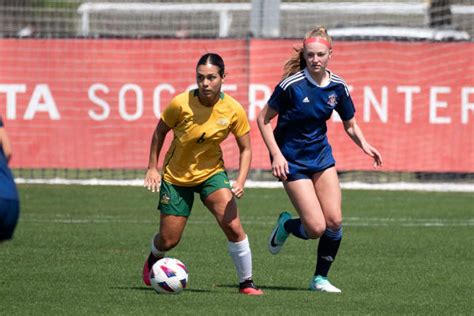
[[158, 235, 180, 251], [221, 220, 244, 241], [326, 218, 342, 230], [305, 222, 326, 239]]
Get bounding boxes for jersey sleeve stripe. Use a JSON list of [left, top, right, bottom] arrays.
[[280, 73, 305, 90], [279, 71, 304, 89], [331, 77, 351, 96], [331, 74, 348, 86], [331, 77, 347, 86]]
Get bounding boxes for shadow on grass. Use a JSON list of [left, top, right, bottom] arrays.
[[111, 286, 213, 293], [112, 283, 307, 293], [218, 284, 307, 292]]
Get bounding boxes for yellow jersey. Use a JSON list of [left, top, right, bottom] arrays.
[[161, 89, 250, 186]]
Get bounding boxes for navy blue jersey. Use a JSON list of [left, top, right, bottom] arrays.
[[0, 117, 19, 201], [267, 68, 355, 174]]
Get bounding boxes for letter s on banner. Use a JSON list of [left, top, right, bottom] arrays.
[[153, 84, 175, 119], [88, 83, 110, 121]]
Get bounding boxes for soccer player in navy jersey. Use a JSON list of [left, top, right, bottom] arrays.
[[257, 27, 383, 293], [0, 116, 20, 243]]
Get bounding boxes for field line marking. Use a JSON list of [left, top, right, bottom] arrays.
[[15, 178, 474, 192], [20, 215, 474, 227]]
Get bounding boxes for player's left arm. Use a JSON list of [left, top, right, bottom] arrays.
[[343, 118, 383, 168], [232, 132, 251, 199], [0, 126, 12, 164]]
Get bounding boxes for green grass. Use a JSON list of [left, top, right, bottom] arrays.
[[1, 185, 473, 315]]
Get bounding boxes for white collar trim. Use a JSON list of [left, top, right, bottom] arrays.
[[304, 68, 332, 88]]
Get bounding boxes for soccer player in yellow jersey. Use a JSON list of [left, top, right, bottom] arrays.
[[142, 53, 263, 295]]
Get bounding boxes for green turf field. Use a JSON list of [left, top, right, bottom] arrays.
[[1, 184, 473, 315]]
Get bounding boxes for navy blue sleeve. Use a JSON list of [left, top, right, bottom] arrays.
[[335, 84, 355, 121], [268, 84, 290, 113], [0, 116, 3, 127]]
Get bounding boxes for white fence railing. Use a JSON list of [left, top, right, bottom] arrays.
[[77, 2, 472, 39]]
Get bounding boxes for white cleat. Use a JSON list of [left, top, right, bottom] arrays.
[[309, 276, 342, 293]]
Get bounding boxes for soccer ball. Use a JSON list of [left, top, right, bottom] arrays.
[[150, 257, 188, 294]]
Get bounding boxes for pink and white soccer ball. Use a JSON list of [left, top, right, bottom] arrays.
[[150, 257, 188, 294]]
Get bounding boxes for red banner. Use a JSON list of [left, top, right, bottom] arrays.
[[0, 39, 473, 172]]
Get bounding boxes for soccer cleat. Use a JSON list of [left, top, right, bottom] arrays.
[[309, 275, 341, 293], [142, 258, 151, 286], [239, 280, 264, 295], [268, 211, 292, 254], [142, 253, 159, 287]]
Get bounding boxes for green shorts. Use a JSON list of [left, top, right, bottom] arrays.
[[157, 171, 232, 217]]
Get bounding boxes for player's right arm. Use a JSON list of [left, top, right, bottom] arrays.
[[256, 104, 289, 180], [144, 119, 171, 192]]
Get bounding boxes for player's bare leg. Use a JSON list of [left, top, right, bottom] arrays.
[[310, 167, 342, 293], [205, 188, 263, 295], [143, 214, 187, 286]]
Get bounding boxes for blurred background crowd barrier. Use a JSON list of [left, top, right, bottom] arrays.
[[0, 1, 472, 185]]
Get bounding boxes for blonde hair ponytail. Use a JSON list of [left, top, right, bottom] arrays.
[[282, 26, 333, 79]]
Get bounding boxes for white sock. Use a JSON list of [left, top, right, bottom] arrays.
[[150, 234, 166, 258], [227, 235, 253, 283]]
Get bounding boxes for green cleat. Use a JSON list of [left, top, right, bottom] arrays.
[[268, 211, 292, 254]]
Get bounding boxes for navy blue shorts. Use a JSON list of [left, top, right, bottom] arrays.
[[0, 198, 20, 241], [286, 164, 335, 182]]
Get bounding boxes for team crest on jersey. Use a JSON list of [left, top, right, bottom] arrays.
[[160, 193, 170, 205], [216, 117, 229, 127], [327, 94, 337, 107]]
